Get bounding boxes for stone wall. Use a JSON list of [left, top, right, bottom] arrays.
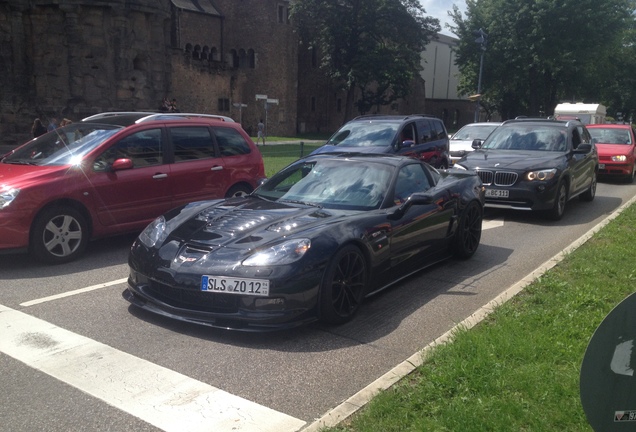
[[1, 0, 171, 146], [0, 0, 298, 147]]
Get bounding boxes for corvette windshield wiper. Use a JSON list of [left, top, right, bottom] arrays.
[[279, 199, 322, 208]]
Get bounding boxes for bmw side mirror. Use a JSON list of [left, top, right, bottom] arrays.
[[574, 143, 592, 154], [472, 139, 483, 149]]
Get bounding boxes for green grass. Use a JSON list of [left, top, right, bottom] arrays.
[[259, 142, 323, 177], [322, 204, 636, 432]]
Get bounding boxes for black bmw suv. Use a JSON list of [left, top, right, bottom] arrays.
[[310, 114, 451, 169], [455, 118, 598, 220]]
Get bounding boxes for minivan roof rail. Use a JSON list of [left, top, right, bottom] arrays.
[[135, 113, 235, 123]]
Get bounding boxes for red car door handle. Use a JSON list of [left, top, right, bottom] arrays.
[[152, 173, 168, 179], [210, 166, 224, 171]]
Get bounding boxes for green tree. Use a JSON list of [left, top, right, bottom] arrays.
[[291, 0, 440, 121], [449, 0, 634, 119]]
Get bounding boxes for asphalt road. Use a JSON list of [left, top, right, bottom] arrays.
[[1, 180, 634, 432]]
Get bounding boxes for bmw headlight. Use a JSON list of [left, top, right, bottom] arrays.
[[138, 216, 168, 248], [526, 168, 557, 181], [612, 155, 628, 162], [242, 238, 311, 266], [0, 186, 20, 209]]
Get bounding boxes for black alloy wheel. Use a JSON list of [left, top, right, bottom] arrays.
[[319, 245, 368, 324], [452, 200, 483, 259], [580, 172, 597, 202], [547, 181, 567, 221]]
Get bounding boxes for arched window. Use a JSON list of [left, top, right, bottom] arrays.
[[201, 46, 209, 61], [248, 49, 255, 68], [184, 43, 193, 56], [229, 49, 239, 68], [193, 45, 201, 60], [133, 56, 147, 72], [238, 49, 248, 68], [210, 47, 219, 62]]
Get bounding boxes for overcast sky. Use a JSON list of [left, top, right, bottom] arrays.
[[419, 0, 466, 35]]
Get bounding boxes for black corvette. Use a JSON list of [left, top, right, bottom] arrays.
[[124, 153, 485, 331]]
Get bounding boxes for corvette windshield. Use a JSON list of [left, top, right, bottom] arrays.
[[482, 125, 567, 152], [255, 159, 392, 210], [3, 124, 122, 166], [326, 122, 399, 148]]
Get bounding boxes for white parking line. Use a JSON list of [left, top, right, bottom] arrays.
[[20, 278, 128, 307], [0, 304, 306, 432]]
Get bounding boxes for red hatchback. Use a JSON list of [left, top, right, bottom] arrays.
[[0, 115, 265, 263], [587, 124, 636, 182]]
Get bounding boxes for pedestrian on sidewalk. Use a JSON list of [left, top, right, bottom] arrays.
[[32, 118, 47, 138], [256, 119, 265, 146]]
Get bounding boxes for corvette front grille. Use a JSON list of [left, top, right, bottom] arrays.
[[142, 280, 239, 313]]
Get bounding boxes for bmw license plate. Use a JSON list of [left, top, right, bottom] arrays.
[[485, 189, 509, 198], [201, 276, 269, 296]]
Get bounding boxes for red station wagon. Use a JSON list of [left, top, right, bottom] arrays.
[[0, 114, 265, 263]]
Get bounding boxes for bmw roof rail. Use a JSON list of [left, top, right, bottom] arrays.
[[135, 113, 235, 123]]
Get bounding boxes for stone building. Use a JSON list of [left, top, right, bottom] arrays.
[[0, 0, 298, 146], [0, 0, 472, 147]]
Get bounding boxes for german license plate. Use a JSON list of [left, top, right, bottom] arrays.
[[201, 276, 269, 296], [485, 189, 509, 198]]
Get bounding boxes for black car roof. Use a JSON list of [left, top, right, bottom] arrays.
[[502, 118, 582, 128], [300, 152, 417, 167], [349, 114, 442, 123]]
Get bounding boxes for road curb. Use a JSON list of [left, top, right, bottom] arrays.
[[300, 192, 636, 432]]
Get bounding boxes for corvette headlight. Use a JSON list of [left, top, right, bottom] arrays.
[[526, 168, 557, 181], [0, 186, 20, 209], [243, 238, 311, 266], [138, 216, 167, 248], [612, 155, 628, 162]]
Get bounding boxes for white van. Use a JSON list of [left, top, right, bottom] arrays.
[[554, 103, 606, 124]]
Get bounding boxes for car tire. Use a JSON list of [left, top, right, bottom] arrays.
[[319, 245, 367, 325], [625, 165, 635, 184], [547, 181, 567, 221], [30, 206, 89, 264], [580, 172, 597, 202], [451, 200, 483, 259], [225, 184, 252, 198]]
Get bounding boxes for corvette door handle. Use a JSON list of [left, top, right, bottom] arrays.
[[152, 173, 168, 179], [210, 166, 224, 171]]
